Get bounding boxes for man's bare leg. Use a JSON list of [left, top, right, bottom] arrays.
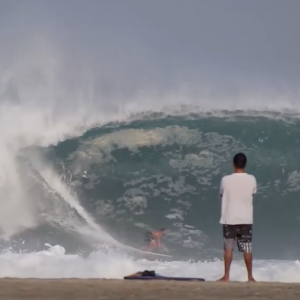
[[142, 240, 157, 252], [244, 252, 255, 282], [217, 249, 233, 281]]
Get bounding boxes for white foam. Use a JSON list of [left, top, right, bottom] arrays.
[[0, 244, 299, 282]]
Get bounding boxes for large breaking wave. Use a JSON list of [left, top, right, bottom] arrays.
[[1, 108, 300, 281]]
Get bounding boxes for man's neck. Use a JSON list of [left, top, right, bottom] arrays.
[[234, 168, 245, 173]]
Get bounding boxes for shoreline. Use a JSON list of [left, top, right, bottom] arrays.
[[0, 279, 300, 300]]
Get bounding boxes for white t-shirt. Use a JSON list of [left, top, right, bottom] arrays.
[[219, 173, 257, 225]]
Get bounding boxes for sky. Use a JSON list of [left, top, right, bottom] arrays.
[[0, 0, 300, 110]]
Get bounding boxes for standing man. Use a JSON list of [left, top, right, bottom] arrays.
[[218, 153, 257, 282]]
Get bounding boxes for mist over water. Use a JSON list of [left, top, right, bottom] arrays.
[[1, 0, 300, 111], [0, 0, 300, 281]]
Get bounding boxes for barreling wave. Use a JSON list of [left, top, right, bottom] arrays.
[[1, 111, 299, 262]]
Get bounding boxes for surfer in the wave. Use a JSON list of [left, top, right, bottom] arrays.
[[141, 228, 169, 253], [218, 153, 257, 282]]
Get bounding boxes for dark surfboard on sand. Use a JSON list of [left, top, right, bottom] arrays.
[[124, 270, 205, 281]]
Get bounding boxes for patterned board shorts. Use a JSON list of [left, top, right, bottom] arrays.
[[223, 224, 252, 253]]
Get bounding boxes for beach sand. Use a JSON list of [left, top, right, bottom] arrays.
[[0, 279, 300, 300]]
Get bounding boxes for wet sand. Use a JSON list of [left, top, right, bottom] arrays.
[[0, 279, 300, 300]]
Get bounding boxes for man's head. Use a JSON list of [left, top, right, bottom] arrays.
[[233, 153, 247, 171], [160, 228, 166, 234]]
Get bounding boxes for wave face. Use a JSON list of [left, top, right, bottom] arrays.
[[11, 113, 296, 260]]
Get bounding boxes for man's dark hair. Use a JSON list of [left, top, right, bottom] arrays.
[[160, 228, 166, 232], [233, 153, 247, 169]]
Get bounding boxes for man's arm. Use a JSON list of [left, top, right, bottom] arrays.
[[253, 176, 257, 194], [219, 177, 224, 197]]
